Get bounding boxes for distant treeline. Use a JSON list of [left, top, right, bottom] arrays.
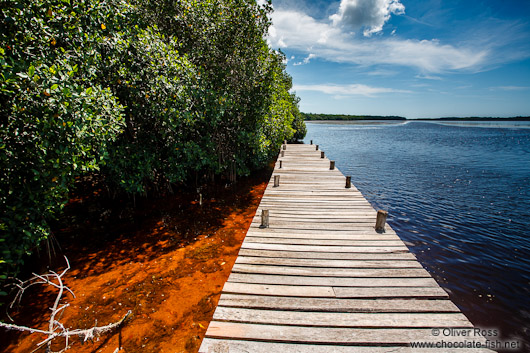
[[302, 113, 530, 121], [419, 116, 530, 121], [302, 113, 406, 121]]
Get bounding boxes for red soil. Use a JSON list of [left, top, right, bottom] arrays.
[[0, 167, 271, 352]]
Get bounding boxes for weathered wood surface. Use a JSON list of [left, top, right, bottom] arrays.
[[217, 294, 461, 312], [199, 144, 493, 352], [200, 339, 494, 353]]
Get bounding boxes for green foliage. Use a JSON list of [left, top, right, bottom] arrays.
[[257, 51, 298, 153], [128, 0, 279, 178], [100, 26, 199, 193], [291, 110, 307, 141], [0, 0, 131, 274], [0, 0, 305, 277]]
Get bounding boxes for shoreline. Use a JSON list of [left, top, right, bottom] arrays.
[[0, 166, 273, 352]]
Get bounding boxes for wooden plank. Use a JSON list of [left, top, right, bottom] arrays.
[[217, 294, 461, 312], [227, 274, 441, 288], [245, 231, 402, 240], [247, 231, 399, 239], [250, 219, 381, 226], [255, 215, 377, 221], [254, 208, 371, 213], [236, 248, 417, 260], [231, 264, 432, 278], [333, 287, 449, 298], [243, 237, 406, 246], [248, 224, 386, 231], [235, 257, 424, 268], [268, 174, 346, 178], [261, 196, 369, 201], [200, 339, 401, 353], [253, 209, 370, 214], [258, 199, 372, 204], [222, 282, 336, 297], [253, 209, 378, 215], [264, 182, 358, 188], [264, 190, 364, 194], [256, 205, 376, 211], [241, 243, 409, 253], [255, 207, 375, 212], [203, 322, 484, 344], [212, 307, 473, 327], [258, 200, 372, 205], [200, 339, 495, 353], [246, 228, 398, 236], [260, 194, 367, 198], [257, 212, 376, 217], [263, 190, 366, 195]]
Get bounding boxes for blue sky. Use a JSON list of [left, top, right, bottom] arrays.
[[266, 0, 530, 118]]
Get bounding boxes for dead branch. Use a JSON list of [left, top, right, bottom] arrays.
[[1, 256, 132, 352]]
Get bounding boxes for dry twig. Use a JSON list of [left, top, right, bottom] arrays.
[[1, 256, 131, 352]]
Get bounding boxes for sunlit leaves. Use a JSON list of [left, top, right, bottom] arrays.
[[0, 0, 129, 275], [0, 0, 305, 278]]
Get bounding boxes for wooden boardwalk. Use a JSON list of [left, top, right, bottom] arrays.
[[199, 144, 494, 352]]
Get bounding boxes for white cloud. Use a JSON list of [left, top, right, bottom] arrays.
[[269, 10, 343, 50], [293, 83, 411, 97], [268, 9, 488, 73], [366, 69, 399, 76], [267, 25, 287, 48], [293, 54, 315, 66], [303, 53, 316, 64], [490, 86, 529, 91], [416, 74, 443, 80], [330, 0, 405, 37]]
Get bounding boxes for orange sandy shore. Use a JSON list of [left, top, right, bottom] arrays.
[[0, 168, 271, 352]]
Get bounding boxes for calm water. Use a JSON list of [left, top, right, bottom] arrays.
[[304, 121, 530, 349]]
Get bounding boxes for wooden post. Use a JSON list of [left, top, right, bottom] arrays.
[[375, 210, 388, 232], [316, 145, 319, 151], [283, 144, 287, 150], [279, 160, 283, 169], [284, 140, 287, 145], [199, 193, 203, 206], [310, 139, 313, 145], [330, 161, 335, 170], [281, 150, 285, 157], [260, 209, 269, 228], [321, 151, 325, 159], [345, 176, 352, 189], [273, 175, 280, 187]]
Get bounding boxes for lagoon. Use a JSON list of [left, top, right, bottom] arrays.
[[304, 120, 530, 348]]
